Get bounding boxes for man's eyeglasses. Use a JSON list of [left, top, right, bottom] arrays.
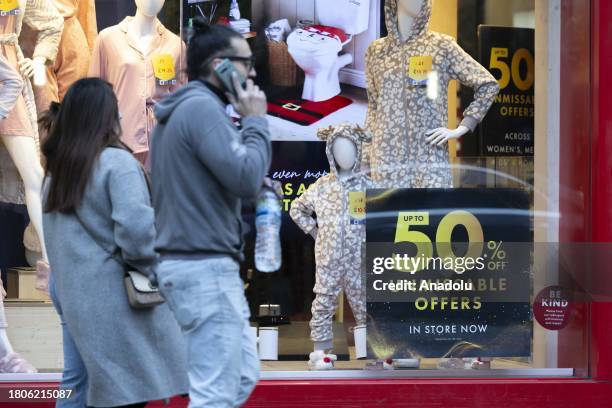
[[217, 55, 257, 71]]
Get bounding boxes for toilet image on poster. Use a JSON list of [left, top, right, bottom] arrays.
[[365, 188, 532, 359]]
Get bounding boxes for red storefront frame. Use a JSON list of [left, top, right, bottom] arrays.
[[2, 1, 611, 407]]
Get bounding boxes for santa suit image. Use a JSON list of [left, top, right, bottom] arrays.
[[290, 123, 371, 369]]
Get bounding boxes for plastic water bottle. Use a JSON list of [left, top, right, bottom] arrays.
[[255, 181, 282, 273]]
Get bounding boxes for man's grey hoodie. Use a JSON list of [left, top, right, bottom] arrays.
[[151, 80, 272, 262]]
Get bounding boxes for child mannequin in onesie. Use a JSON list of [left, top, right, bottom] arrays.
[[0, 55, 36, 374], [290, 123, 371, 370]]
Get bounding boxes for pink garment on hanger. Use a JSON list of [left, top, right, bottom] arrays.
[[21, 0, 96, 115], [0, 13, 34, 137]]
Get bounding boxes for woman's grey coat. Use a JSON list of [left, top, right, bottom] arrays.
[[43, 147, 188, 407]]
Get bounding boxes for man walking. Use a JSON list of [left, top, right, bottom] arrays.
[[150, 19, 271, 408]]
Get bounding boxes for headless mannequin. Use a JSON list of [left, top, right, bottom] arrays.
[[91, 0, 178, 164], [391, 0, 490, 371], [18, 56, 46, 87], [0, 57, 43, 374], [307, 136, 363, 369], [315, 136, 355, 359], [0, 48, 50, 266], [310, 137, 358, 241], [396, 0, 469, 146], [130, 0, 165, 54]]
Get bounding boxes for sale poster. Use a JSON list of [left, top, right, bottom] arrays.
[[365, 189, 533, 359], [479, 26, 535, 156]]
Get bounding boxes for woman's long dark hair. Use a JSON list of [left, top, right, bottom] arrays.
[[42, 78, 122, 214]]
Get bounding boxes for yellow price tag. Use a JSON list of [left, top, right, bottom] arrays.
[[349, 192, 366, 225], [408, 56, 433, 82], [0, 0, 19, 13], [151, 54, 176, 82]]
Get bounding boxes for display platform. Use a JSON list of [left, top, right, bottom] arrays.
[[5, 302, 61, 372], [5, 306, 353, 370]]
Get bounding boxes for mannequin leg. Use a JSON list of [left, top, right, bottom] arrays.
[[308, 292, 339, 370], [310, 292, 339, 352], [0, 277, 36, 373], [0, 275, 10, 356], [344, 261, 368, 360], [0, 135, 47, 261], [344, 266, 366, 327], [0, 298, 14, 357]]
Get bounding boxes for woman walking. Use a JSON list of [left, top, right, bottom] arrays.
[[41, 78, 188, 408]]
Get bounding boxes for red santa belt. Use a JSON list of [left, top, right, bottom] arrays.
[[267, 95, 353, 126]]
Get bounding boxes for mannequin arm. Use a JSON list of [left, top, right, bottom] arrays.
[[23, 0, 64, 64], [425, 38, 500, 147], [363, 46, 380, 170], [426, 125, 470, 146], [18, 56, 47, 86], [364, 46, 379, 132], [446, 39, 500, 130], [310, 227, 318, 240], [289, 184, 318, 238]]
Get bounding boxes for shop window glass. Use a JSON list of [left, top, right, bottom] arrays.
[[0, 0, 592, 381]]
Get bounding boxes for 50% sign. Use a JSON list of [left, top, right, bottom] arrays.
[[393, 210, 510, 273]]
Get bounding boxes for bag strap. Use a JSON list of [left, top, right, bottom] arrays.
[[73, 147, 151, 273], [109, 143, 152, 202], [75, 207, 157, 288], [73, 205, 127, 269]]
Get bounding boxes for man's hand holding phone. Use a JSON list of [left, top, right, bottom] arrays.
[[226, 72, 267, 118]]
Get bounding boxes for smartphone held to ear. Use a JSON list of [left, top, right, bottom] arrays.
[[214, 59, 247, 97]]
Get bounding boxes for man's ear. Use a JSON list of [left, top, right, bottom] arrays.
[[210, 58, 222, 71]]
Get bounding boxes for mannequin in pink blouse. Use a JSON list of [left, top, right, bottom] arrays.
[[89, 0, 185, 165]]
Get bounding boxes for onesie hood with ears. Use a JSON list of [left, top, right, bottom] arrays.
[[386, 0, 433, 44], [317, 123, 372, 177]]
